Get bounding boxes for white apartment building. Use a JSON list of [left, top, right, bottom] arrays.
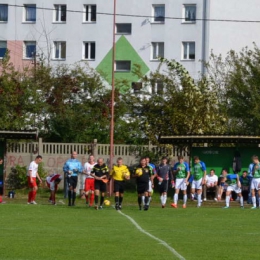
[[0, 0, 259, 89]]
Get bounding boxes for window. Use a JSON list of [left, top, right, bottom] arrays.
[[151, 42, 164, 60], [54, 42, 66, 59], [0, 41, 7, 58], [0, 4, 8, 22], [183, 5, 196, 22], [116, 23, 132, 34], [152, 5, 165, 23], [182, 42, 195, 60], [83, 42, 95, 60], [54, 5, 66, 22], [132, 82, 142, 94], [24, 41, 36, 59], [151, 81, 164, 94], [24, 4, 36, 22], [84, 5, 96, 22], [115, 61, 131, 72]]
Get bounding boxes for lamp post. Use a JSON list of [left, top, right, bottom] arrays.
[[109, 0, 117, 196]]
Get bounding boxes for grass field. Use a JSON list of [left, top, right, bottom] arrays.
[[1, 190, 260, 260]]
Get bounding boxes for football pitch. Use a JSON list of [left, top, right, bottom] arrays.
[[0, 193, 260, 260]]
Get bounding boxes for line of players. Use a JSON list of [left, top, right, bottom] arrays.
[[27, 152, 260, 210]]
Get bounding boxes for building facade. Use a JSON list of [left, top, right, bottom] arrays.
[[0, 0, 259, 89]]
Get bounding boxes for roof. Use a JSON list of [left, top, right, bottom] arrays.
[[159, 135, 260, 144], [0, 130, 38, 140]]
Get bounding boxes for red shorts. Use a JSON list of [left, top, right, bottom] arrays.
[[85, 178, 95, 191], [28, 177, 37, 188]]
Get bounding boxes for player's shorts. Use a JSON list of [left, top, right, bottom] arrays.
[[136, 182, 149, 194], [28, 177, 37, 188], [67, 176, 78, 189], [175, 178, 187, 191], [148, 180, 153, 192], [158, 180, 168, 193], [46, 181, 57, 191], [192, 178, 203, 190], [94, 180, 107, 192], [114, 180, 125, 193], [251, 178, 260, 190], [85, 178, 95, 191], [227, 184, 241, 193]]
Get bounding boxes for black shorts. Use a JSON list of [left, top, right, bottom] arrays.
[[67, 176, 78, 189], [136, 182, 149, 194], [159, 180, 168, 194], [94, 180, 107, 192], [114, 180, 125, 193]]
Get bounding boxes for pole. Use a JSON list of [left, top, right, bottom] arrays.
[[109, 0, 116, 196]]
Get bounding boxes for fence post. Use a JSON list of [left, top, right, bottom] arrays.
[[93, 139, 98, 158], [38, 138, 43, 155]]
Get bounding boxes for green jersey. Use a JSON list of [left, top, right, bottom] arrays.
[[174, 162, 189, 179], [253, 163, 260, 178], [225, 174, 237, 185], [193, 161, 206, 181]]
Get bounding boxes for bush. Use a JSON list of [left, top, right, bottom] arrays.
[[6, 163, 48, 190]]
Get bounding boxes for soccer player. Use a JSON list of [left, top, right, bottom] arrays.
[[46, 173, 62, 205], [90, 158, 109, 210], [110, 157, 130, 210], [223, 173, 243, 209], [156, 156, 173, 208], [63, 151, 83, 206], [83, 155, 96, 206], [27, 155, 43, 205], [251, 155, 260, 209], [247, 156, 255, 204], [145, 156, 157, 207], [171, 156, 190, 208], [133, 157, 153, 210], [217, 169, 228, 201], [191, 156, 207, 207], [240, 170, 250, 201]]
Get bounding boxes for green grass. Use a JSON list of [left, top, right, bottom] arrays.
[[1, 190, 260, 260]]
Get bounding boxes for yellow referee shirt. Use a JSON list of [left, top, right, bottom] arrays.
[[110, 165, 130, 181]]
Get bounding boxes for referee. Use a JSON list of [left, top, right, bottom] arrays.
[[110, 157, 130, 210]]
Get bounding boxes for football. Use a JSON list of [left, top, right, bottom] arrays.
[[135, 168, 143, 176], [104, 199, 110, 206]]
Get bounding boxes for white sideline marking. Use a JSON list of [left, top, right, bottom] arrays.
[[118, 210, 186, 260]]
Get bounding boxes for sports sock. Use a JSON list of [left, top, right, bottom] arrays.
[[160, 195, 163, 205], [240, 196, 244, 207], [119, 196, 123, 205], [163, 194, 167, 205], [100, 196, 104, 206], [258, 197, 260, 207], [174, 193, 178, 204], [95, 195, 99, 205], [252, 196, 256, 207], [226, 195, 230, 207], [147, 196, 151, 205], [72, 192, 76, 205], [115, 196, 119, 205], [144, 196, 149, 205], [32, 190, 36, 201], [183, 194, 187, 205], [28, 191, 32, 203], [198, 194, 202, 206], [68, 190, 71, 205], [138, 196, 142, 206], [142, 196, 145, 205], [85, 194, 89, 203], [90, 193, 94, 206]]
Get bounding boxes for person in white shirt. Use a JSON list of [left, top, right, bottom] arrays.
[[203, 169, 218, 201], [27, 155, 43, 204], [46, 173, 62, 205], [83, 155, 96, 206]]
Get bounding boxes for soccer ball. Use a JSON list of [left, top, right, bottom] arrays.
[[104, 200, 110, 206], [136, 168, 143, 176]]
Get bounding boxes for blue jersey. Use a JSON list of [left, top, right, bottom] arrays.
[[148, 163, 157, 175], [63, 159, 83, 176]]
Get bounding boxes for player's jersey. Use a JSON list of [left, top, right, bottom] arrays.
[[239, 176, 250, 187], [27, 161, 38, 177], [134, 165, 153, 183], [110, 165, 130, 181], [148, 163, 157, 175], [84, 162, 96, 179], [173, 162, 189, 179], [157, 164, 171, 180], [226, 174, 238, 185], [46, 174, 62, 191], [63, 159, 83, 176], [193, 161, 206, 180], [91, 163, 109, 178], [248, 163, 254, 177], [253, 163, 260, 178]]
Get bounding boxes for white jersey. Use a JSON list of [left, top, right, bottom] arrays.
[[205, 174, 218, 185], [27, 161, 38, 177], [84, 162, 96, 179], [46, 174, 62, 191]]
